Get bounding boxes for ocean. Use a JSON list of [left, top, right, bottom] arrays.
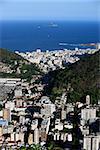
[[0, 20, 100, 52]]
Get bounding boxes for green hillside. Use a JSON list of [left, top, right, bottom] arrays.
[[0, 48, 23, 63], [0, 48, 42, 82], [45, 50, 100, 104]]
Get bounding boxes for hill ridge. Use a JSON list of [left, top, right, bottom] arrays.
[[44, 50, 100, 104]]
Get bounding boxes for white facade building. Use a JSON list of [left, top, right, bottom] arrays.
[[83, 135, 100, 150], [34, 128, 39, 144], [81, 107, 96, 121], [41, 104, 55, 117]]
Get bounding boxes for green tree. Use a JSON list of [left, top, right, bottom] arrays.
[[30, 144, 42, 150]]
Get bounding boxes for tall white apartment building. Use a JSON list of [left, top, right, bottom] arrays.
[[83, 135, 100, 150], [81, 107, 96, 121]]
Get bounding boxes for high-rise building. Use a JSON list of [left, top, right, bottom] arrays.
[[83, 135, 100, 150], [86, 95, 90, 105], [34, 128, 39, 144], [11, 133, 15, 142], [61, 110, 66, 120], [81, 107, 96, 121], [28, 133, 33, 145]]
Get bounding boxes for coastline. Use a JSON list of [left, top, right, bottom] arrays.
[[16, 47, 99, 73], [0, 20, 99, 52]]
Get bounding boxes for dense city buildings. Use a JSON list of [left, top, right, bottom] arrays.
[[16, 48, 98, 73], [0, 47, 100, 150]]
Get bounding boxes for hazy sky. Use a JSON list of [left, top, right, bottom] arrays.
[[0, 0, 99, 21]]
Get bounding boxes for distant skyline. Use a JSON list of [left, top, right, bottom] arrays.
[[0, 0, 100, 21]]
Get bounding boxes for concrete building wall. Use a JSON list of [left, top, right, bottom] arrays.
[[28, 133, 33, 145], [83, 136, 91, 150], [34, 128, 39, 144], [3, 108, 11, 122], [81, 108, 96, 121]]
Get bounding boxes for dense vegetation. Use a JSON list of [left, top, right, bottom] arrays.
[[44, 50, 100, 104], [19, 143, 63, 150], [0, 48, 42, 82], [0, 48, 23, 63]]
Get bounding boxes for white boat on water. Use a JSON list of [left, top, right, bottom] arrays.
[[59, 43, 68, 46]]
